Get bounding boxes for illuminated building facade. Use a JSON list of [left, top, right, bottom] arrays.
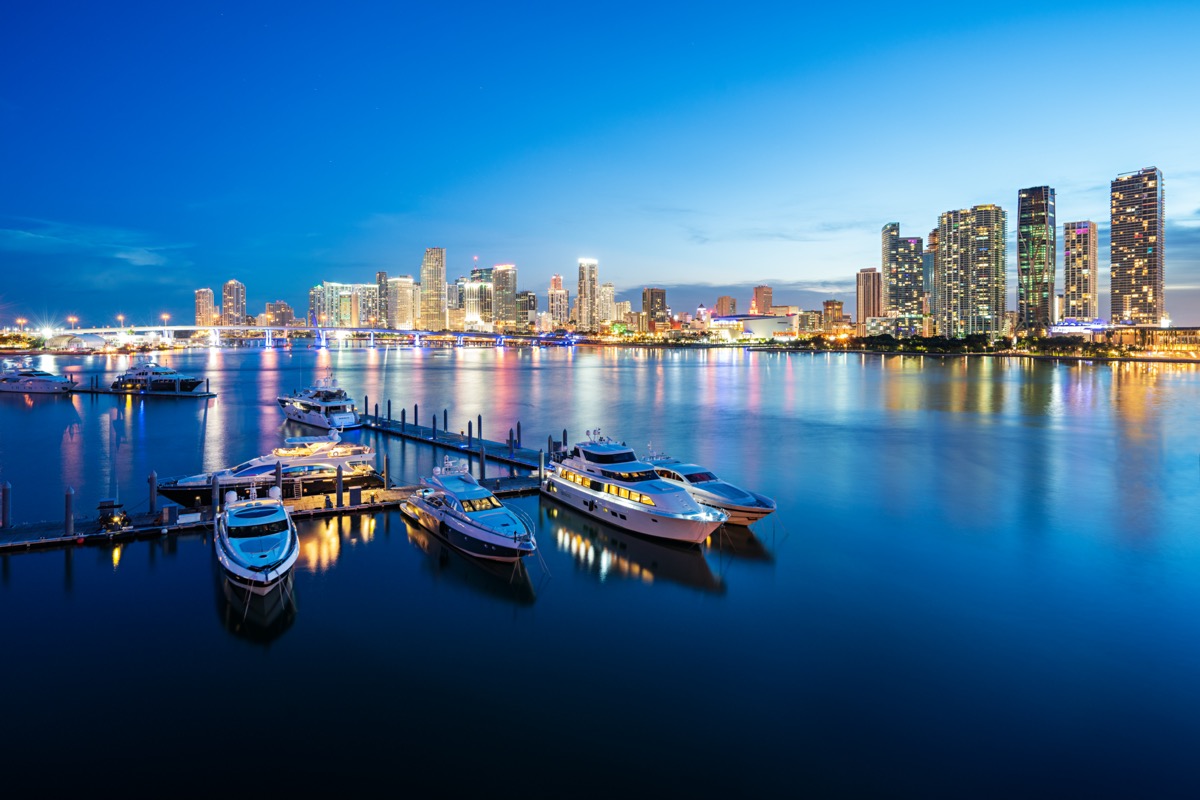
[[642, 287, 668, 326], [222, 279, 246, 326], [194, 288, 215, 327], [1062, 221, 1099, 321], [935, 204, 1007, 340], [1017, 186, 1056, 332], [1110, 167, 1164, 325], [751, 285, 773, 315], [856, 268, 882, 335], [715, 295, 737, 317], [577, 259, 599, 332], [420, 247, 447, 330], [492, 264, 517, 329]]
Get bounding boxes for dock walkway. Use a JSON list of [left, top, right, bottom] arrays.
[[360, 414, 549, 471]]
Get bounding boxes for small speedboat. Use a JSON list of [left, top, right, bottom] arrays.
[[644, 450, 776, 526], [401, 457, 536, 562], [214, 488, 300, 596]]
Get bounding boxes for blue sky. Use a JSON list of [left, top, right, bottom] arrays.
[[3, 1, 1199, 326]]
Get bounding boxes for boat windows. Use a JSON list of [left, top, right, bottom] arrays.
[[602, 468, 658, 482], [226, 518, 290, 538], [684, 471, 719, 484], [462, 496, 502, 513], [582, 450, 637, 464]]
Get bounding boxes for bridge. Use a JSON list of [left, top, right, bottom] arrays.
[[63, 325, 577, 349]]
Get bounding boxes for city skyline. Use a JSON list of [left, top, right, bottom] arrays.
[[3, 3, 1200, 324]]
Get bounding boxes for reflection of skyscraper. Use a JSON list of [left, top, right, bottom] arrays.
[[856, 268, 881, 335], [1062, 221, 1098, 321], [1017, 186, 1056, 331], [222, 279, 246, 326], [195, 288, 215, 326], [1111, 167, 1164, 324], [751, 285, 773, 315], [935, 205, 1007, 340], [577, 259, 599, 332], [492, 264, 517, 329], [420, 247, 447, 330]]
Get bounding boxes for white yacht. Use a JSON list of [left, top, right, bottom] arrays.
[[0, 359, 75, 394], [276, 375, 361, 429], [158, 428, 383, 507], [402, 457, 537, 563], [541, 429, 727, 544], [111, 359, 203, 393], [643, 450, 776, 526], [214, 487, 300, 596]]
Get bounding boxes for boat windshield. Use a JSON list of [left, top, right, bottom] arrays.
[[227, 519, 290, 539], [462, 496, 502, 513], [581, 450, 637, 464], [685, 471, 719, 483], [601, 468, 658, 482]]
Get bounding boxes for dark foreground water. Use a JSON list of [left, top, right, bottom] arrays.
[[2, 346, 1200, 796]]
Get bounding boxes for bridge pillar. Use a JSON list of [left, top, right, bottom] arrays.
[[369, 331, 375, 348], [265, 328, 273, 347]]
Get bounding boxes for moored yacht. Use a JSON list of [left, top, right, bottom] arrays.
[[214, 487, 300, 596], [111, 359, 203, 393], [158, 428, 384, 507], [541, 429, 727, 544], [401, 457, 536, 563], [0, 359, 75, 394], [644, 450, 776, 526], [276, 374, 361, 429]]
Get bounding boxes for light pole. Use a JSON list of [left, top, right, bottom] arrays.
[[161, 313, 170, 341], [67, 316, 78, 330], [16, 317, 26, 332], [117, 314, 125, 330]]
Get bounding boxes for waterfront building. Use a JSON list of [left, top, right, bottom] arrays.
[[934, 204, 1007, 340], [1111, 167, 1164, 325], [387, 276, 416, 329], [222, 279, 246, 326], [493, 264, 517, 330], [1062, 221, 1099, 322], [856, 268, 882, 336], [751, 285, 773, 315], [194, 288, 216, 327], [420, 247, 447, 331], [881, 223, 922, 317], [350, 284, 379, 328], [715, 295, 737, 317], [822, 300, 845, 333], [263, 301, 294, 327], [375, 271, 389, 328], [577, 259, 599, 332], [463, 277, 493, 332], [642, 287, 668, 331], [548, 278, 570, 327], [881, 222, 898, 311], [1017, 186, 1057, 333], [516, 291, 538, 331], [599, 282, 616, 325]]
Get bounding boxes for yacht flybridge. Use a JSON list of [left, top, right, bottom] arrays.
[[276, 374, 361, 430], [541, 429, 727, 544]]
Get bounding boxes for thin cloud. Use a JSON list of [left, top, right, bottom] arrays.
[[0, 216, 191, 269]]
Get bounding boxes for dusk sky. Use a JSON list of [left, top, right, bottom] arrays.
[[3, 1, 1200, 327]]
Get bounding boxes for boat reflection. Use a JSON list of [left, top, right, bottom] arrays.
[[705, 524, 775, 563], [541, 504, 725, 594], [214, 570, 298, 645], [403, 517, 536, 605]]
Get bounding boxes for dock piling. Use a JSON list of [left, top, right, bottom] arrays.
[[563, 429, 568, 450], [443, 408, 448, 430], [479, 443, 487, 480], [415, 404, 419, 428], [432, 414, 437, 441], [65, 487, 74, 538], [275, 461, 283, 489], [1, 481, 10, 529], [336, 465, 344, 508], [468, 420, 473, 447], [148, 471, 157, 515], [478, 414, 482, 442], [547, 434, 552, 456], [517, 421, 521, 447], [211, 474, 220, 517], [539, 449, 544, 480], [401, 408, 406, 431], [508, 428, 515, 456], [206, 378, 210, 393], [384, 454, 390, 488], [374, 402, 379, 420], [387, 399, 391, 422]]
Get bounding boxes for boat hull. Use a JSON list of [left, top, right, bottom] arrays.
[[0, 381, 73, 394], [541, 474, 723, 545], [111, 378, 204, 392], [693, 491, 776, 526], [401, 499, 534, 563], [160, 472, 384, 508], [278, 402, 362, 430]]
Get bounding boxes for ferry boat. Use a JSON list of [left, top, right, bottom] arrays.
[[541, 429, 727, 544], [276, 375, 361, 429], [157, 428, 384, 508], [110, 359, 203, 393], [401, 457, 537, 563], [214, 487, 300, 596], [643, 450, 776, 526], [0, 359, 75, 394]]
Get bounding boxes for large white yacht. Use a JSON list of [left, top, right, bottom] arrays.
[[158, 428, 383, 507], [0, 359, 75, 394], [541, 429, 727, 544], [214, 487, 300, 597], [110, 359, 204, 393], [644, 450, 776, 526], [276, 375, 361, 429], [402, 457, 537, 563]]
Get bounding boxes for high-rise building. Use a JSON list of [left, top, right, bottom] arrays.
[[881, 222, 899, 311], [934, 205, 1007, 340], [492, 264, 518, 329], [420, 247, 447, 330], [881, 223, 922, 316], [547, 276, 570, 328], [577, 259, 599, 332], [599, 282, 616, 324], [1062, 221, 1099, 321], [222, 279, 246, 326], [1111, 167, 1164, 325], [822, 300, 844, 333], [751, 285, 773, 315], [715, 296, 737, 317], [194, 288, 215, 327], [350, 284, 379, 328], [856, 268, 882, 335], [642, 287, 668, 326], [375, 271, 389, 328], [263, 301, 294, 326], [463, 278, 493, 332], [516, 291, 538, 331], [387, 276, 416, 329], [1017, 186, 1057, 332]]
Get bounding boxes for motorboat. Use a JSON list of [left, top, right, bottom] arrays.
[[401, 456, 537, 563], [0, 358, 75, 394], [157, 428, 384, 508], [276, 374, 361, 429], [214, 487, 300, 596], [643, 449, 776, 526], [541, 429, 727, 545], [110, 359, 203, 392]]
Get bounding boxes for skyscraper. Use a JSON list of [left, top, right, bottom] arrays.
[[387, 276, 416, 329], [935, 205, 1007, 340], [715, 296, 737, 316], [375, 271, 389, 328], [881, 222, 899, 311], [856, 268, 882, 335], [222, 279, 246, 326], [548, 275, 570, 327], [420, 247, 447, 331], [1110, 167, 1164, 325], [516, 291, 538, 331], [822, 300, 844, 333], [577, 259, 599, 332], [893, 236, 923, 316], [492, 264, 517, 329], [1017, 186, 1057, 332], [194, 288, 215, 326], [751, 285, 773, 315], [599, 282, 616, 324], [642, 287, 668, 325], [1062, 221, 1099, 321]]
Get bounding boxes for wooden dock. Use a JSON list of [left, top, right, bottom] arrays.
[[359, 414, 550, 471]]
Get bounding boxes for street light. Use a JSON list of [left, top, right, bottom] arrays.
[[16, 317, 27, 331], [67, 316, 78, 329], [117, 314, 125, 329]]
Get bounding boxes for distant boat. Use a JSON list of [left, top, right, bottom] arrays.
[[276, 374, 361, 429], [111, 359, 203, 393], [0, 358, 75, 394]]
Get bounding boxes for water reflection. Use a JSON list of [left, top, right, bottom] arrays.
[[213, 564, 298, 646], [542, 503, 725, 594], [295, 515, 377, 573], [705, 524, 775, 563], [403, 516, 536, 604]]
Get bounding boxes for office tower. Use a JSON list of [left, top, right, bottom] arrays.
[[516, 291, 537, 330], [1110, 167, 1164, 324], [194, 288, 215, 326], [642, 287, 668, 325], [1062, 221, 1099, 321], [1017, 186, 1057, 332], [548, 277, 570, 327], [350, 284, 378, 328], [599, 282, 616, 324], [856, 268, 882, 334], [822, 300, 844, 332], [463, 278, 493, 331], [420, 247, 447, 330], [881, 223, 922, 316], [881, 222, 899, 311], [935, 204, 1007, 340], [614, 300, 632, 320], [375, 271, 389, 327], [411, 282, 422, 329], [577, 258, 599, 332], [263, 301, 294, 326], [715, 295, 737, 317], [222, 279, 246, 326], [752, 285, 773, 315], [492, 264, 517, 329], [387, 276, 416, 329]]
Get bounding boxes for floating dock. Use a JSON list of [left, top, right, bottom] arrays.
[[69, 387, 217, 399]]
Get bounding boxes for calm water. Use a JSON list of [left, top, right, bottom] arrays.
[[3, 347, 1200, 795]]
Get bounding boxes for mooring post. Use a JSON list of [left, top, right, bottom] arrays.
[[508, 427, 514, 457], [384, 454, 391, 488], [478, 414, 483, 443], [148, 471, 157, 515], [374, 402, 379, 420], [65, 487, 74, 538], [206, 378, 210, 393], [517, 421, 522, 448], [547, 434, 553, 455], [274, 461, 283, 489], [336, 465, 344, 508], [414, 404, 419, 430], [401, 408, 406, 431], [479, 442, 487, 480], [539, 449, 544, 480], [364, 396, 369, 419], [387, 399, 392, 422], [432, 414, 437, 441], [468, 420, 473, 447], [563, 429, 568, 450], [1, 481, 10, 529]]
